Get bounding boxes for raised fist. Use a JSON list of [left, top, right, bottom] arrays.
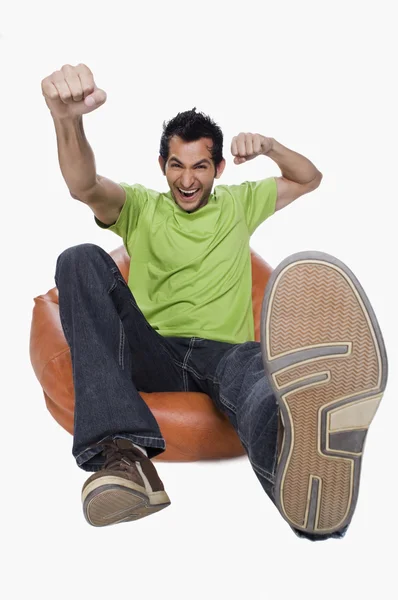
[[231, 132, 273, 164], [41, 63, 107, 119]]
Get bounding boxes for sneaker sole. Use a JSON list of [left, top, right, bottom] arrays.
[[260, 251, 388, 535], [82, 476, 171, 527]]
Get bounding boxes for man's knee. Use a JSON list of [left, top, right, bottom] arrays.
[[56, 243, 104, 273]]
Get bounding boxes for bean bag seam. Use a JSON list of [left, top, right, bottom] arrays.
[[40, 347, 70, 380]]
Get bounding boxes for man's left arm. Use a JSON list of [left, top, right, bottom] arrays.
[[231, 133, 323, 211]]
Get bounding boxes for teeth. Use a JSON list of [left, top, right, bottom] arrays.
[[179, 188, 198, 195]]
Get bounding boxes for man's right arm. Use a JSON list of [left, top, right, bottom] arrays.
[[42, 63, 125, 226], [53, 115, 126, 226]]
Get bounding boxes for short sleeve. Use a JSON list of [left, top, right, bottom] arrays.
[[94, 183, 148, 242], [227, 177, 277, 235]]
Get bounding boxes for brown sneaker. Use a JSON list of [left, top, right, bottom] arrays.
[[82, 439, 171, 527]]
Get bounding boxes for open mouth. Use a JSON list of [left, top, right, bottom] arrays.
[[177, 187, 200, 202]]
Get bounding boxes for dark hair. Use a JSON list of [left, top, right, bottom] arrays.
[[159, 107, 224, 174]]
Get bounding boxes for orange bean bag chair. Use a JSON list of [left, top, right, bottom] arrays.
[[30, 245, 273, 461]]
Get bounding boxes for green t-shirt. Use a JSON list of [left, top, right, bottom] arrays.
[[95, 178, 277, 344]]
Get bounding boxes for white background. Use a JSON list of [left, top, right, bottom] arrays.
[[1, 1, 396, 598]]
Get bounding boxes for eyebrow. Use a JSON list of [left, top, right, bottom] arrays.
[[169, 157, 211, 167]]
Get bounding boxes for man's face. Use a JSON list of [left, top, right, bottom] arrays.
[[159, 136, 225, 213]]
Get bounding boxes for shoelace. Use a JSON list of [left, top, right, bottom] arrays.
[[101, 441, 144, 472]]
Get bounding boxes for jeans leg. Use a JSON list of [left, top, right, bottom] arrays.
[[55, 243, 186, 470], [214, 342, 348, 541], [214, 342, 279, 497]]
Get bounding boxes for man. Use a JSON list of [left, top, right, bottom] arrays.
[[42, 63, 388, 540]]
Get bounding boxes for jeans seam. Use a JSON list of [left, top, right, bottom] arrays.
[[113, 434, 165, 447], [171, 358, 220, 384], [219, 392, 237, 414], [108, 267, 122, 292], [182, 337, 195, 391], [113, 434, 164, 443], [119, 321, 125, 370], [251, 461, 275, 483], [172, 338, 221, 384], [107, 279, 117, 294]]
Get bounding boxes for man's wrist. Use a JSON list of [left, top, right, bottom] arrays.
[[52, 113, 82, 126], [262, 137, 275, 155]]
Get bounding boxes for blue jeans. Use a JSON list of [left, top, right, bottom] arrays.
[[55, 243, 345, 541]]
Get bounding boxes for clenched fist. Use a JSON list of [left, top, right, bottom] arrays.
[[231, 132, 273, 164], [41, 63, 107, 119]]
